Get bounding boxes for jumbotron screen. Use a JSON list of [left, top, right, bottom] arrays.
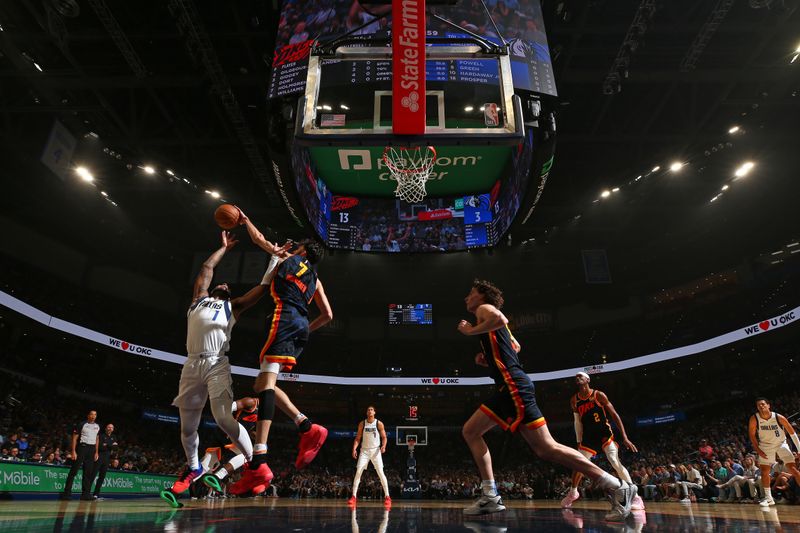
[[389, 304, 433, 325]]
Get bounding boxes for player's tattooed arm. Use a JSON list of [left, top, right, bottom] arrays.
[[474, 352, 488, 367], [193, 231, 237, 301]]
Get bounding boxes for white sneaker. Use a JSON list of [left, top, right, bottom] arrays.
[[631, 494, 646, 510], [463, 494, 506, 515], [759, 497, 776, 507], [605, 481, 636, 522], [679, 497, 691, 504], [561, 488, 580, 508]]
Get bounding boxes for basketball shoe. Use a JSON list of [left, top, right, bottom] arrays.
[[561, 487, 580, 508], [348, 495, 357, 506], [384, 496, 392, 508], [631, 493, 646, 510], [295, 424, 328, 469], [759, 496, 776, 507], [229, 463, 273, 496], [605, 480, 636, 521], [463, 494, 506, 515]]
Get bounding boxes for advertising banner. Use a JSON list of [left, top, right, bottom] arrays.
[[0, 462, 172, 494]]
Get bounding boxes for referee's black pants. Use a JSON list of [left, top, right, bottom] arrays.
[[92, 452, 111, 496], [63, 444, 96, 497]]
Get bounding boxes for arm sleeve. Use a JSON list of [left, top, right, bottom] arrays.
[[260, 255, 282, 285], [573, 413, 583, 443]]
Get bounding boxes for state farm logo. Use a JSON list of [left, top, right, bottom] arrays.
[[281, 373, 301, 381], [108, 337, 152, 356], [401, 91, 420, 112]]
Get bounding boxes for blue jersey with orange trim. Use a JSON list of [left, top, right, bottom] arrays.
[[479, 325, 523, 387], [575, 390, 613, 445], [270, 255, 318, 316]]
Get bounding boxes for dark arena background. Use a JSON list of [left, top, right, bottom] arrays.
[[1, 0, 800, 531]]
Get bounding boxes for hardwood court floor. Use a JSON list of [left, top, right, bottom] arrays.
[[0, 497, 798, 532]]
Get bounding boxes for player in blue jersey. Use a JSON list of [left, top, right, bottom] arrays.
[[457, 279, 636, 520], [231, 212, 333, 494]]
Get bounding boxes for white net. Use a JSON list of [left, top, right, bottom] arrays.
[[382, 146, 437, 203]]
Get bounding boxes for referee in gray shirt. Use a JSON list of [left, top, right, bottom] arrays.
[[60, 410, 100, 501]]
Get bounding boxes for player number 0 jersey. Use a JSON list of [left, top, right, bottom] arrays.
[[186, 297, 235, 355]]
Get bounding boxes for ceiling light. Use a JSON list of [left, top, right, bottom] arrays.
[[721, 184, 729, 191], [734, 161, 754, 178], [340, 104, 349, 110], [612, 187, 620, 192], [787, 242, 799, 248], [601, 190, 611, 198], [464, 106, 474, 112], [791, 249, 800, 254], [728, 126, 740, 134], [771, 250, 783, 255], [669, 161, 684, 172], [710, 195, 719, 203], [771, 260, 782, 265], [635, 175, 642, 181], [651, 165, 660, 172], [33, 62, 43, 72], [166, 169, 174, 176], [100, 191, 108, 197], [75, 166, 94, 182], [210, 191, 221, 199], [322, 105, 332, 111], [143, 165, 155, 174]]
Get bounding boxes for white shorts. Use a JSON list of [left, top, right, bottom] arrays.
[[356, 447, 384, 471], [172, 354, 233, 409], [758, 442, 796, 466]]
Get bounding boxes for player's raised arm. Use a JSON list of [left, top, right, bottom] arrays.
[[193, 231, 237, 302], [230, 252, 289, 319], [238, 210, 285, 255], [309, 279, 333, 333], [596, 391, 637, 453]]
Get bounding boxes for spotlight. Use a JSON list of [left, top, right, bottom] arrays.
[[734, 161, 755, 178], [651, 165, 660, 172], [166, 169, 174, 176], [143, 166, 155, 174], [669, 161, 684, 172], [721, 184, 729, 191], [464, 106, 474, 112], [728, 125, 740, 134], [75, 166, 94, 182], [210, 191, 221, 199], [601, 190, 611, 198], [612, 187, 620, 192]]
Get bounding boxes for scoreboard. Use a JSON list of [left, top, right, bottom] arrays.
[[389, 304, 433, 325]]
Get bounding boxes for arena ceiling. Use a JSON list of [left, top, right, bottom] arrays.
[[0, 0, 798, 285]]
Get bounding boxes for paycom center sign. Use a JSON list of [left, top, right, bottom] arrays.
[[0, 462, 173, 494]]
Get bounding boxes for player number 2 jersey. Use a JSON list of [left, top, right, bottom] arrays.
[[756, 412, 786, 447], [361, 419, 381, 450], [186, 297, 235, 355]]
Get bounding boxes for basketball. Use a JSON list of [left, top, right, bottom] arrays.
[[214, 204, 241, 230]]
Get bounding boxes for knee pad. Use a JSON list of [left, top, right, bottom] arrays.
[[258, 389, 276, 421]]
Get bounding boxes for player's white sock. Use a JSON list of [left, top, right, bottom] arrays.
[[254, 444, 267, 454], [217, 454, 246, 479], [764, 487, 772, 500], [481, 480, 498, 497], [596, 472, 622, 490]]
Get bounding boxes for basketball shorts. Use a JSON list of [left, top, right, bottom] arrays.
[[260, 313, 309, 372], [172, 353, 233, 410], [480, 378, 546, 433], [579, 432, 615, 456], [356, 447, 384, 471], [758, 442, 796, 466]]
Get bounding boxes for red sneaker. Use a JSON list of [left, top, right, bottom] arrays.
[[384, 496, 392, 507], [252, 484, 266, 496], [170, 466, 204, 494], [347, 495, 357, 506], [229, 462, 273, 496], [295, 424, 328, 469]]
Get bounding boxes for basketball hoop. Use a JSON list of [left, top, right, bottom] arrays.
[[382, 146, 437, 203]]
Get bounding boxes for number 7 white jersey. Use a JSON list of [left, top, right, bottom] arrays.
[[756, 412, 786, 447], [186, 297, 236, 356]]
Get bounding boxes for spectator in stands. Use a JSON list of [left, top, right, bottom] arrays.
[[45, 452, 56, 464], [698, 439, 714, 461], [700, 462, 721, 502], [110, 458, 120, 470], [678, 463, 704, 502], [17, 434, 29, 458]]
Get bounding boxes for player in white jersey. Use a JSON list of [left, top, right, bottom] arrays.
[[160, 231, 288, 508], [748, 397, 800, 507], [348, 406, 391, 507]]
